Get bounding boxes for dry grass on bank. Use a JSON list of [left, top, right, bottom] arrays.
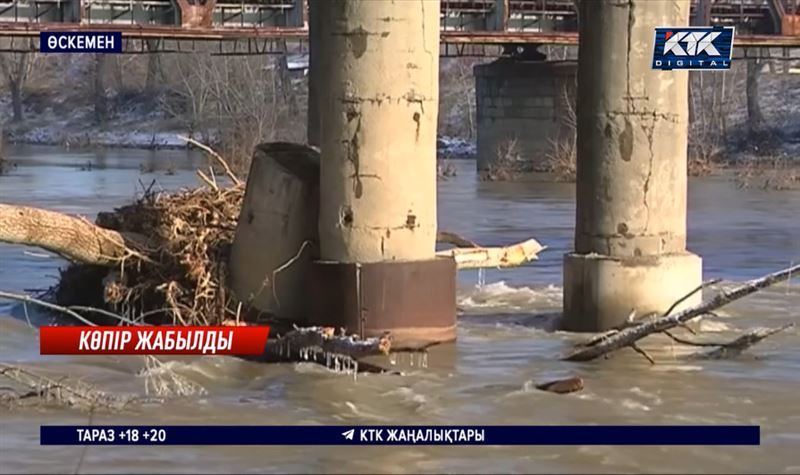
[[481, 138, 526, 181], [734, 156, 800, 191], [543, 136, 577, 182]]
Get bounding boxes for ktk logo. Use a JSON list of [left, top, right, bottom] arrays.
[[652, 26, 734, 71], [663, 30, 721, 56]]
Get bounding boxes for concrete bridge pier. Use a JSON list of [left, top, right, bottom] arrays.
[[309, 0, 457, 346], [562, 0, 703, 332], [475, 58, 577, 171]]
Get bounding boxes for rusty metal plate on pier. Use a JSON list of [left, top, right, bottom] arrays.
[[309, 257, 457, 348]]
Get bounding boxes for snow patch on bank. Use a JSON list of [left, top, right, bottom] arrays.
[[437, 136, 476, 159], [6, 126, 189, 150]]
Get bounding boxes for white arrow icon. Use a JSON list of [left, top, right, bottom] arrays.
[[342, 429, 355, 441]]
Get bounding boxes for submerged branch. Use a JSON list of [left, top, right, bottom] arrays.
[[0, 364, 135, 411], [695, 324, 794, 360], [564, 264, 800, 362], [256, 326, 392, 363]]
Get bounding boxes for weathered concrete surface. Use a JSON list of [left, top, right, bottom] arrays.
[[229, 144, 320, 322], [318, 0, 439, 263], [563, 253, 703, 332], [562, 0, 703, 332], [475, 59, 576, 171]]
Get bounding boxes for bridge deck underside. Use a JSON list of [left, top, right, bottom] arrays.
[[0, 0, 799, 52]]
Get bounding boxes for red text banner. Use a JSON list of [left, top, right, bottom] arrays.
[[40, 326, 270, 355]]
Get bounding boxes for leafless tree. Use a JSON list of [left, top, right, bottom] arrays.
[[0, 41, 38, 122], [746, 56, 765, 134], [93, 54, 109, 124], [160, 52, 304, 173], [439, 57, 480, 140]]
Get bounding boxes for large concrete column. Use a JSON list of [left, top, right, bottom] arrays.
[[562, 0, 703, 332], [319, 0, 439, 263], [312, 0, 455, 345]]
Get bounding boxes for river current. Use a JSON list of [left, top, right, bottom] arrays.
[[1, 145, 799, 473]]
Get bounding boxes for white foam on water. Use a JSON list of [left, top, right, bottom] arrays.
[[650, 364, 704, 372], [619, 398, 651, 412], [341, 401, 391, 422], [500, 380, 537, 398], [698, 319, 735, 332], [458, 281, 562, 312], [629, 386, 663, 406], [382, 386, 428, 406]]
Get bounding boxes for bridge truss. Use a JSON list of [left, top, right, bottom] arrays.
[[0, 0, 799, 55]]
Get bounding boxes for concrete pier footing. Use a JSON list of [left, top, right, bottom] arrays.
[[313, 0, 456, 344], [562, 0, 703, 332]]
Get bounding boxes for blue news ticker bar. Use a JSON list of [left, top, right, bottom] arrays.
[[41, 425, 760, 446], [40, 32, 123, 53]]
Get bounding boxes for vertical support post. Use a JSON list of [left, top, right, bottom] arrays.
[[287, 0, 305, 27], [562, 0, 703, 332], [319, 0, 439, 263], [693, 0, 712, 25], [313, 0, 456, 345], [489, 0, 509, 31]]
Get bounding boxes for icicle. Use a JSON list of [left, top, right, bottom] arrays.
[[353, 361, 358, 381], [410, 354, 414, 367], [477, 268, 486, 288], [389, 353, 397, 366], [422, 352, 428, 368]]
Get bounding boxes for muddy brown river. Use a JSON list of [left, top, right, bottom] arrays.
[[1, 145, 799, 474]]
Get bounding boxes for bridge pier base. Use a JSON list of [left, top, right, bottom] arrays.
[[475, 58, 576, 171], [311, 0, 456, 346], [562, 0, 703, 332]]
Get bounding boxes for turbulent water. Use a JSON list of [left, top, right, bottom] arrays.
[[1, 145, 799, 474]]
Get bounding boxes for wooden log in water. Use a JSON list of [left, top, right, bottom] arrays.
[[0, 203, 150, 265], [563, 264, 800, 362], [436, 238, 546, 269]]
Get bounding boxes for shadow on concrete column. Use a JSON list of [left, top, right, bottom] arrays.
[[562, 0, 703, 332], [310, 0, 456, 347]]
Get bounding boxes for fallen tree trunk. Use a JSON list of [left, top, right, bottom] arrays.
[[0, 202, 544, 271], [0, 203, 149, 265], [563, 264, 800, 362]]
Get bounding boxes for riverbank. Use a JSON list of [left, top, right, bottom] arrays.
[[2, 113, 478, 158]]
